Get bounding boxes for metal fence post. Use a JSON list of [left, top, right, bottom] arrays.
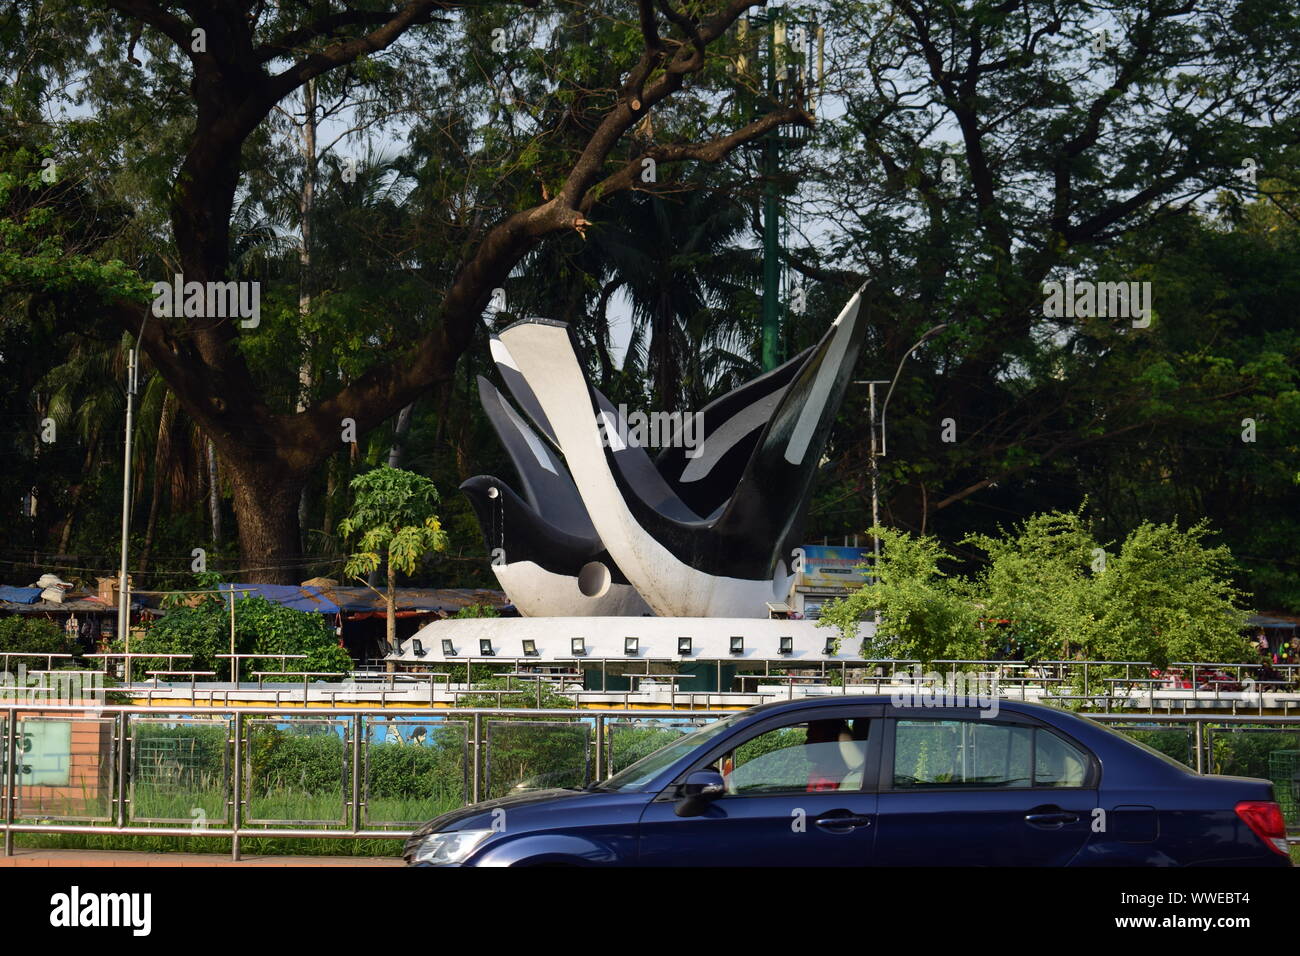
[[232, 712, 242, 861], [1193, 720, 1204, 774], [471, 712, 482, 804], [594, 715, 604, 783], [116, 711, 129, 829], [351, 715, 363, 833], [3, 707, 14, 857]]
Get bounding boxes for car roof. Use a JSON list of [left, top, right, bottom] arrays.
[[740, 694, 1067, 720]]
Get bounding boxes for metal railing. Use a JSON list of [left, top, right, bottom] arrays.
[[2, 701, 1299, 859], [9, 653, 1300, 712], [0, 702, 721, 860]]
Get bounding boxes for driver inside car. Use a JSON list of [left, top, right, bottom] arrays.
[[719, 718, 870, 793], [805, 719, 868, 792]]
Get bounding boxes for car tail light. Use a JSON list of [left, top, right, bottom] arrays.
[[1235, 801, 1290, 857]]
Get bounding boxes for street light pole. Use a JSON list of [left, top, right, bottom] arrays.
[[858, 380, 887, 572], [855, 320, 949, 572], [118, 320, 146, 666]]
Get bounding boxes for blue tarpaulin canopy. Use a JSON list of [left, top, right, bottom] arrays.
[[0, 586, 42, 604], [321, 586, 507, 615], [218, 583, 341, 614], [200, 583, 508, 617]]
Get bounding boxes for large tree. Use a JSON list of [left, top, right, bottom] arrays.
[[792, 0, 1300, 546], [21, 0, 809, 581]]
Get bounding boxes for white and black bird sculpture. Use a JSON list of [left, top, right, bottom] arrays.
[[462, 284, 869, 618]]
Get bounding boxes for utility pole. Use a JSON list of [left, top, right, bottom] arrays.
[[859, 380, 888, 573], [743, 8, 822, 372], [760, 23, 782, 372], [854, 322, 950, 575], [117, 339, 140, 662], [762, 137, 781, 371]]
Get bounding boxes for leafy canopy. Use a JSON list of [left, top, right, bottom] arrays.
[[820, 511, 1252, 667], [818, 526, 982, 665], [338, 466, 449, 579], [131, 595, 352, 681]]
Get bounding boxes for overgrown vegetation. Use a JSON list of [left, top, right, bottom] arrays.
[[821, 510, 1252, 667], [0, 616, 80, 660], [128, 589, 352, 681]]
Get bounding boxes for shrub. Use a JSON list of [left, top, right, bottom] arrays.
[[0, 616, 79, 659], [128, 595, 352, 680]]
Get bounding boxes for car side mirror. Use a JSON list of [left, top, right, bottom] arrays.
[[675, 770, 725, 818]]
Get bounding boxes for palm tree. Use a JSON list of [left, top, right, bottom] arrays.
[[585, 184, 761, 410]]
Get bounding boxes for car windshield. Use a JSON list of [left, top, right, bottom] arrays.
[[596, 715, 739, 792]]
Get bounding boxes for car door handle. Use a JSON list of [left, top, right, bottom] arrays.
[[813, 813, 872, 831], [1024, 809, 1079, 828]]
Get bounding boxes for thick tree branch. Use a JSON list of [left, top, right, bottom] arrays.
[[105, 0, 192, 51], [311, 0, 777, 451], [580, 105, 813, 211], [255, 10, 410, 62], [261, 0, 459, 112]]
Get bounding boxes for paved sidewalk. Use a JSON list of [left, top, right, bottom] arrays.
[[0, 848, 402, 867]]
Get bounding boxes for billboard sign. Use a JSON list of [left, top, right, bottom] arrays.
[[797, 545, 871, 589]]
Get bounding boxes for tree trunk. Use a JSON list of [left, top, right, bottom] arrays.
[[387, 402, 414, 469], [140, 391, 176, 573], [297, 80, 318, 554], [228, 465, 305, 585], [106, 0, 802, 596], [385, 559, 397, 673], [322, 453, 338, 538], [207, 439, 222, 545], [58, 430, 100, 553], [368, 404, 415, 589], [594, 278, 621, 390]]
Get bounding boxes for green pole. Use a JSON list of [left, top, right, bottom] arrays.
[[762, 138, 781, 372], [760, 15, 781, 372]]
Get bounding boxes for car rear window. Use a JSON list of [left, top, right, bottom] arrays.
[[1072, 713, 1196, 773]]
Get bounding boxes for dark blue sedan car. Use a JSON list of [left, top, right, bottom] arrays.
[[402, 696, 1292, 866]]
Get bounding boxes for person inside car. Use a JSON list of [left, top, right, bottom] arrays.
[[805, 719, 869, 792]]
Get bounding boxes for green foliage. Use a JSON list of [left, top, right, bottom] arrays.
[[248, 727, 346, 797], [820, 511, 1252, 666], [453, 603, 500, 619], [1088, 521, 1251, 667], [733, 726, 806, 768], [0, 143, 150, 302], [1209, 728, 1300, 779], [457, 676, 574, 710], [129, 595, 351, 681], [610, 725, 686, 773], [963, 508, 1103, 661], [233, 597, 354, 678], [368, 727, 467, 802], [1116, 728, 1194, 767], [818, 526, 982, 664], [0, 616, 78, 657], [1, 0, 1298, 623], [338, 467, 449, 578], [482, 720, 589, 797]]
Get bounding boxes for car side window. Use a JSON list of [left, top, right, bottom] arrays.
[[1033, 728, 1090, 787], [893, 719, 1031, 788], [719, 717, 872, 795], [892, 719, 1090, 789]]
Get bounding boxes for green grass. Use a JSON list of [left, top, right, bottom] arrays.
[[12, 785, 464, 858], [15, 831, 407, 857]]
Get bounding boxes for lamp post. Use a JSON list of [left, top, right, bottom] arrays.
[[117, 319, 146, 667], [856, 321, 949, 569]]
